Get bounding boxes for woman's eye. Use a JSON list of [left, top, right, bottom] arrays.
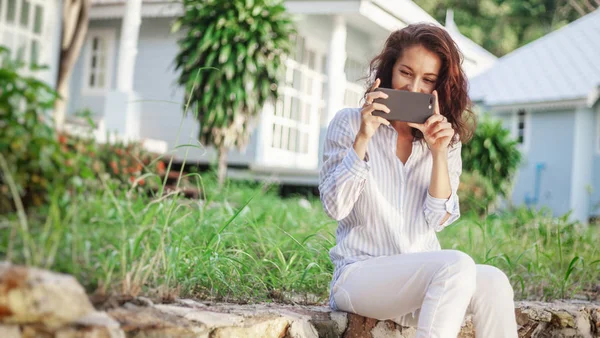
[[425, 79, 435, 84], [401, 70, 411, 76]]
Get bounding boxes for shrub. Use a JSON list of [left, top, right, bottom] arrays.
[[458, 170, 497, 217], [0, 46, 63, 211], [462, 115, 522, 198], [0, 46, 164, 212]]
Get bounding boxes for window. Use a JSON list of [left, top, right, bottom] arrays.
[[271, 35, 326, 155], [0, 0, 48, 69], [344, 58, 366, 83], [342, 58, 367, 108], [516, 109, 526, 144], [513, 109, 530, 150], [82, 29, 115, 94]]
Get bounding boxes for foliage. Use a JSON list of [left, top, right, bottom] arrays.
[[0, 46, 63, 211], [0, 46, 164, 212], [458, 170, 497, 217], [439, 206, 599, 300], [414, 0, 597, 56], [3, 171, 599, 303], [172, 0, 296, 184], [57, 132, 166, 189], [462, 115, 521, 198]]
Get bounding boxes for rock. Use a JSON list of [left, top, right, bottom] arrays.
[[0, 324, 21, 338], [288, 318, 319, 338], [589, 307, 600, 333], [2, 264, 600, 337], [211, 316, 290, 338], [108, 306, 209, 337], [0, 262, 95, 329], [371, 321, 403, 338], [330, 312, 348, 336], [343, 313, 379, 337]]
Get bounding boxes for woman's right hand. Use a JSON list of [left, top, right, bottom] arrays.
[[358, 78, 390, 141]]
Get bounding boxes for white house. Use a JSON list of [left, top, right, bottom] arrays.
[[469, 9, 600, 224], [1, 0, 497, 186]]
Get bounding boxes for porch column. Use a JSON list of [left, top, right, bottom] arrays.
[[325, 15, 347, 125], [103, 0, 142, 140], [569, 107, 594, 224], [318, 15, 347, 167]]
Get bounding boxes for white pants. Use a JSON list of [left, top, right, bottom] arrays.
[[332, 250, 518, 338]]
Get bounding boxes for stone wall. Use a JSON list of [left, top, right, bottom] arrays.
[[1, 262, 598, 337]]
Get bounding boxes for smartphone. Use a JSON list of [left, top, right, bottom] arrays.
[[372, 88, 435, 124]]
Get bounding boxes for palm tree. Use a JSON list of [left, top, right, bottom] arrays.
[[173, 0, 296, 186]]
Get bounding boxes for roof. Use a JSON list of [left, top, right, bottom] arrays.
[[89, 0, 497, 77], [469, 9, 600, 108]]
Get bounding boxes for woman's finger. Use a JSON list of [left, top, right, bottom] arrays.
[[407, 122, 425, 132], [370, 78, 381, 91], [424, 114, 445, 128], [374, 116, 391, 126], [428, 121, 452, 135], [430, 128, 455, 141], [365, 90, 388, 104], [372, 102, 390, 114], [433, 90, 440, 115]]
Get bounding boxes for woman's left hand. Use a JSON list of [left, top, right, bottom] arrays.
[[407, 90, 454, 154]]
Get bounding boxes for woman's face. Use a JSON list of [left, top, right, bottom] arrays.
[[391, 44, 441, 94]]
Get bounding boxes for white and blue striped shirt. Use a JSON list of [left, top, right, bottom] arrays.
[[319, 108, 462, 310]]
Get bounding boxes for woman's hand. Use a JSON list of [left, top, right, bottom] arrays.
[[408, 90, 454, 154], [358, 78, 391, 140]]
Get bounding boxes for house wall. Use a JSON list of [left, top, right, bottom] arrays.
[[68, 17, 257, 165], [67, 19, 121, 119], [494, 110, 576, 217]]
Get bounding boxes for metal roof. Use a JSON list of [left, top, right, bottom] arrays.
[[469, 9, 600, 107]]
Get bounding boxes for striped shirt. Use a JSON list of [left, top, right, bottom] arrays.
[[319, 108, 462, 310]]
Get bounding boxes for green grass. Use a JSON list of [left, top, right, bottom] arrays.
[[1, 171, 599, 304]]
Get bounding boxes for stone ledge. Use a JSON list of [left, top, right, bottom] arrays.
[[1, 262, 599, 337]]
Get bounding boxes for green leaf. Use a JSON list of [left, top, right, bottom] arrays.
[[219, 44, 232, 64]]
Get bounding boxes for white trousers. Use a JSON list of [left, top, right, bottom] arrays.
[[332, 250, 518, 338]]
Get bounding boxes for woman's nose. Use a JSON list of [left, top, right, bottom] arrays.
[[404, 80, 422, 93]]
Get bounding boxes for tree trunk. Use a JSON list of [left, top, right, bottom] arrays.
[[54, 0, 91, 130], [217, 144, 228, 187]]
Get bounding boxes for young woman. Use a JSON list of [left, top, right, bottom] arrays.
[[319, 23, 518, 338]]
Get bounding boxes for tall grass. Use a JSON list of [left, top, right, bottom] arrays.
[[439, 207, 600, 300], [1, 167, 598, 304], [1, 170, 337, 303]]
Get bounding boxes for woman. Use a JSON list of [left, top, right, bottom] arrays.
[[319, 23, 518, 337]]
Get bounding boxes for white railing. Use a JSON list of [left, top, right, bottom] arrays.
[[344, 82, 365, 108]]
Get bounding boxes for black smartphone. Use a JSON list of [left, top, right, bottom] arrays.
[[372, 88, 435, 124]]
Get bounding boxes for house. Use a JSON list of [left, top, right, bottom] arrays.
[[469, 9, 600, 224], [1, 0, 496, 185]]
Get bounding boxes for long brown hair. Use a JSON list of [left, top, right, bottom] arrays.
[[366, 23, 476, 144]]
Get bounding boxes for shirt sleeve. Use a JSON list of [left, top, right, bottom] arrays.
[[319, 109, 370, 221], [423, 141, 462, 232]]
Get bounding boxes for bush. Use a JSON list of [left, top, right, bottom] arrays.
[[0, 46, 63, 211], [0, 46, 165, 212], [458, 170, 497, 217], [462, 115, 522, 198]]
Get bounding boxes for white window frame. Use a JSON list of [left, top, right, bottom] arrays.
[[0, 0, 53, 75], [512, 109, 531, 152], [264, 35, 326, 169], [81, 28, 116, 96]]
